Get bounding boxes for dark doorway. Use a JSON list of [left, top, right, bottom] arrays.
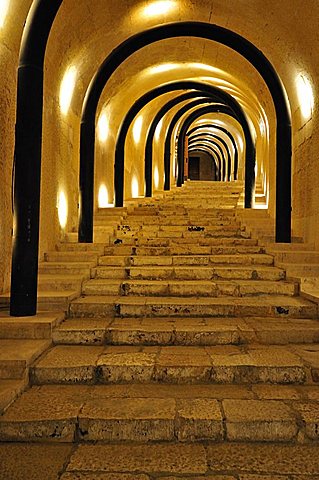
[[189, 156, 200, 180]]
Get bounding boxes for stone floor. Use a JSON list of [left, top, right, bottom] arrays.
[[1, 441, 319, 479], [1, 181, 319, 478]]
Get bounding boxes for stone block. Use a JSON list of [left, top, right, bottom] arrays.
[[175, 398, 223, 441], [223, 399, 298, 441]]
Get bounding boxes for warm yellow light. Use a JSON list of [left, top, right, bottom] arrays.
[[189, 63, 221, 75], [0, 0, 9, 28], [143, 0, 177, 17], [237, 136, 244, 151], [154, 166, 159, 189], [57, 190, 68, 229], [98, 112, 109, 142], [155, 119, 163, 142], [148, 63, 178, 75], [296, 74, 314, 120], [98, 184, 110, 208], [131, 175, 139, 198], [133, 116, 143, 144], [60, 66, 77, 115], [259, 119, 265, 135]]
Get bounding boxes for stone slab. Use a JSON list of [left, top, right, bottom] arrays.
[[223, 399, 298, 441]]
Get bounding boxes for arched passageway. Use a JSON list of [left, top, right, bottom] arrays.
[[188, 134, 233, 181], [10, 7, 292, 316], [188, 124, 239, 180]]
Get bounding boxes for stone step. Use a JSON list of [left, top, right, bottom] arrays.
[[116, 225, 243, 234], [0, 379, 27, 414], [44, 252, 99, 263], [38, 274, 84, 291], [0, 339, 51, 379], [93, 265, 285, 281], [53, 316, 319, 346], [265, 242, 315, 251], [1, 383, 318, 443], [98, 253, 274, 267], [0, 312, 64, 339], [56, 243, 105, 253], [69, 295, 317, 319], [97, 207, 127, 215], [108, 236, 258, 247], [82, 279, 297, 297], [112, 228, 247, 240], [120, 218, 239, 226], [276, 263, 319, 278], [38, 262, 93, 276], [103, 245, 265, 256], [273, 251, 319, 263], [28, 344, 315, 387], [0, 291, 79, 312]]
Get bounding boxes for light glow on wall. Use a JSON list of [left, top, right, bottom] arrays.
[[296, 74, 314, 120], [133, 115, 143, 144], [60, 66, 77, 115], [142, 0, 177, 17], [0, 0, 9, 28], [98, 184, 110, 208], [57, 190, 68, 229], [98, 112, 109, 142], [131, 175, 139, 198], [154, 166, 159, 189], [155, 119, 163, 141], [149, 63, 178, 75]]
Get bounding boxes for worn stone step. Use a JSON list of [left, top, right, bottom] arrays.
[[69, 295, 317, 319], [108, 236, 257, 247], [113, 227, 247, 240], [29, 344, 313, 387], [122, 217, 237, 226], [103, 245, 265, 256], [273, 251, 319, 263], [276, 263, 319, 278], [2, 384, 318, 443], [0, 312, 64, 339], [0, 339, 51, 379], [82, 279, 297, 297], [98, 253, 273, 267], [0, 379, 27, 415], [93, 265, 285, 281], [38, 274, 84, 291], [0, 291, 79, 312], [38, 262, 93, 276], [56, 243, 105, 253], [52, 316, 319, 346], [44, 252, 99, 263]]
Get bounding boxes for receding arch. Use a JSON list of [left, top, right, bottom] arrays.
[[80, 79, 254, 237], [10, 0, 63, 316], [81, 21, 291, 243], [188, 134, 232, 181], [177, 105, 253, 190], [100, 80, 253, 213], [113, 93, 225, 208], [145, 90, 216, 196], [188, 147, 221, 180], [188, 124, 239, 180], [188, 138, 227, 181]]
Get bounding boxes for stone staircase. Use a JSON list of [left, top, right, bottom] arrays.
[[0, 181, 319, 453]]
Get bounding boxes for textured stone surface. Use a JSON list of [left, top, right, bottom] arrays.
[[0, 443, 72, 480], [78, 397, 176, 441], [207, 443, 319, 474], [223, 399, 298, 441], [66, 443, 207, 474]]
